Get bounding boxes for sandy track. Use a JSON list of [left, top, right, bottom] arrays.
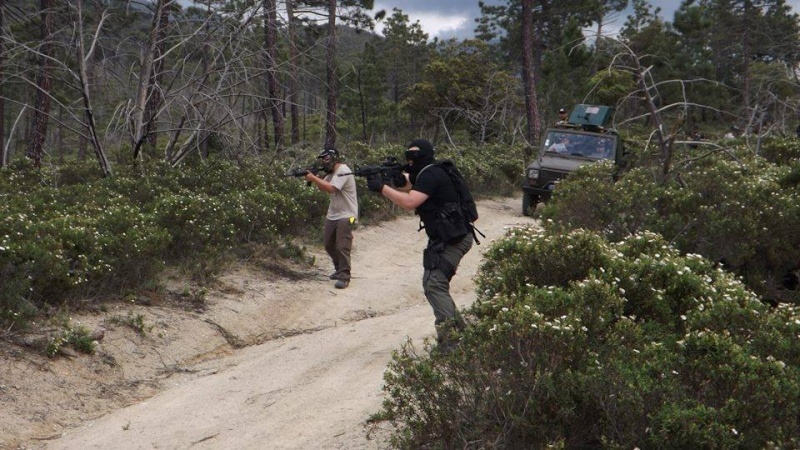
[[2, 195, 534, 450]]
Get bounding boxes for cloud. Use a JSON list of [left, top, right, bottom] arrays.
[[373, 0, 502, 41], [374, 9, 470, 40], [411, 12, 470, 39]]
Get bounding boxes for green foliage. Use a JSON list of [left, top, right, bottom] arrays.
[[0, 157, 331, 326], [759, 136, 800, 166], [585, 69, 636, 107], [1, 142, 524, 329], [44, 324, 96, 357], [402, 39, 520, 144], [109, 312, 153, 336], [539, 147, 800, 303], [435, 143, 525, 198], [0, 164, 170, 313], [152, 193, 235, 260], [750, 61, 797, 103], [377, 228, 800, 448]]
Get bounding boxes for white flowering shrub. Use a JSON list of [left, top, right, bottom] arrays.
[[0, 143, 524, 328], [376, 228, 800, 448], [540, 149, 800, 304], [759, 136, 800, 165], [0, 158, 329, 327], [0, 180, 170, 324]]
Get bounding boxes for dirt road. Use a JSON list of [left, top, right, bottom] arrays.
[[2, 196, 534, 450]]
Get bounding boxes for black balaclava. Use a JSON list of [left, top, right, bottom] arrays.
[[405, 139, 435, 184]]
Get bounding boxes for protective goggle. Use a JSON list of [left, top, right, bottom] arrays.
[[404, 149, 420, 160]]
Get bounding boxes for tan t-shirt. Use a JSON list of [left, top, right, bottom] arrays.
[[325, 164, 358, 221]]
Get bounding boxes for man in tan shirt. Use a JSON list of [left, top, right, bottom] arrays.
[[304, 148, 358, 289]]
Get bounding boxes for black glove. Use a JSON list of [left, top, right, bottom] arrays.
[[366, 175, 384, 193], [391, 172, 407, 188]]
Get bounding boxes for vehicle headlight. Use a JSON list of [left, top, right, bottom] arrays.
[[527, 168, 539, 179]]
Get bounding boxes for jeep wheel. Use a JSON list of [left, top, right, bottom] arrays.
[[522, 192, 539, 216]]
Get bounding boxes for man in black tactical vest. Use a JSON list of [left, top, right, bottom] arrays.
[[366, 139, 474, 352]]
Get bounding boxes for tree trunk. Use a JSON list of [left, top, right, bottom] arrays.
[[199, 1, 210, 158], [0, 0, 5, 167], [520, 0, 541, 156], [324, 0, 337, 150], [28, 0, 54, 169], [75, 0, 111, 176], [264, 0, 285, 152], [132, 0, 167, 160], [357, 67, 367, 143], [262, 108, 270, 152], [742, 0, 752, 114], [286, 0, 300, 145], [144, 0, 171, 152], [57, 106, 63, 163]]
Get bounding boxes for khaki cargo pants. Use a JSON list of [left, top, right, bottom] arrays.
[[324, 217, 354, 282]]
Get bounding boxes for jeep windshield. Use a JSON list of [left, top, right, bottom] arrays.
[[543, 131, 615, 161]]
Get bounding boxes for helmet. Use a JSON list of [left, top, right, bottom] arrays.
[[317, 148, 339, 160], [317, 148, 339, 171], [558, 108, 566, 114]]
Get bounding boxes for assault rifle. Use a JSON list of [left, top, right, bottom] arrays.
[[338, 156, 407, 188], [284, 163, 325, 178]]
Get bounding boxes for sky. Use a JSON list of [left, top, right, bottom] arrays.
[[175, 0, 800, 41], [372, 0, 800, 41], [372, 0, 505, 41]]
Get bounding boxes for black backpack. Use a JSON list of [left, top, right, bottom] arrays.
[[435, 160, 485, 244]]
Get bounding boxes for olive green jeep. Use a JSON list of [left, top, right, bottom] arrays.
[[522, 104, 626, 215]]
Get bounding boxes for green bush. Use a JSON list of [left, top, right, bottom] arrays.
[[435, 142, 526, 197], [0, 187, 169, 313], [0, 142, 523, 329], [44, 324, 97, 357], [759, 136, 800, 165], [152, 193, 238, 259], [0, 144, 522, 326], [540, 150, 800, 304], [0, 157, 329, 325], [264, 176, 330, 234], [376, 228, 800, 448]]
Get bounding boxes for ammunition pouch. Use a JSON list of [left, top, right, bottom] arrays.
[[423, 242, 457, 280], [430, 202, 468, 244]]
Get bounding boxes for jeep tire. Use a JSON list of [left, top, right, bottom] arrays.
[[522, 192, 539, 216]]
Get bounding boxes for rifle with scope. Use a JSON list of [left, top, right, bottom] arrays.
[[338, 156, 407, 188]]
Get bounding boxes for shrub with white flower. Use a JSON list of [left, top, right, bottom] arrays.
[[539, 142, 800, 305], [377, 227, 800, 449], [1, 144, 524, 329]]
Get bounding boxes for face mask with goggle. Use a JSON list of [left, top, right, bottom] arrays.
[[404, 148, 419, 161]]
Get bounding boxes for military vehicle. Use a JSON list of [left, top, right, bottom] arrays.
[[522, 104, 625, 215]]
